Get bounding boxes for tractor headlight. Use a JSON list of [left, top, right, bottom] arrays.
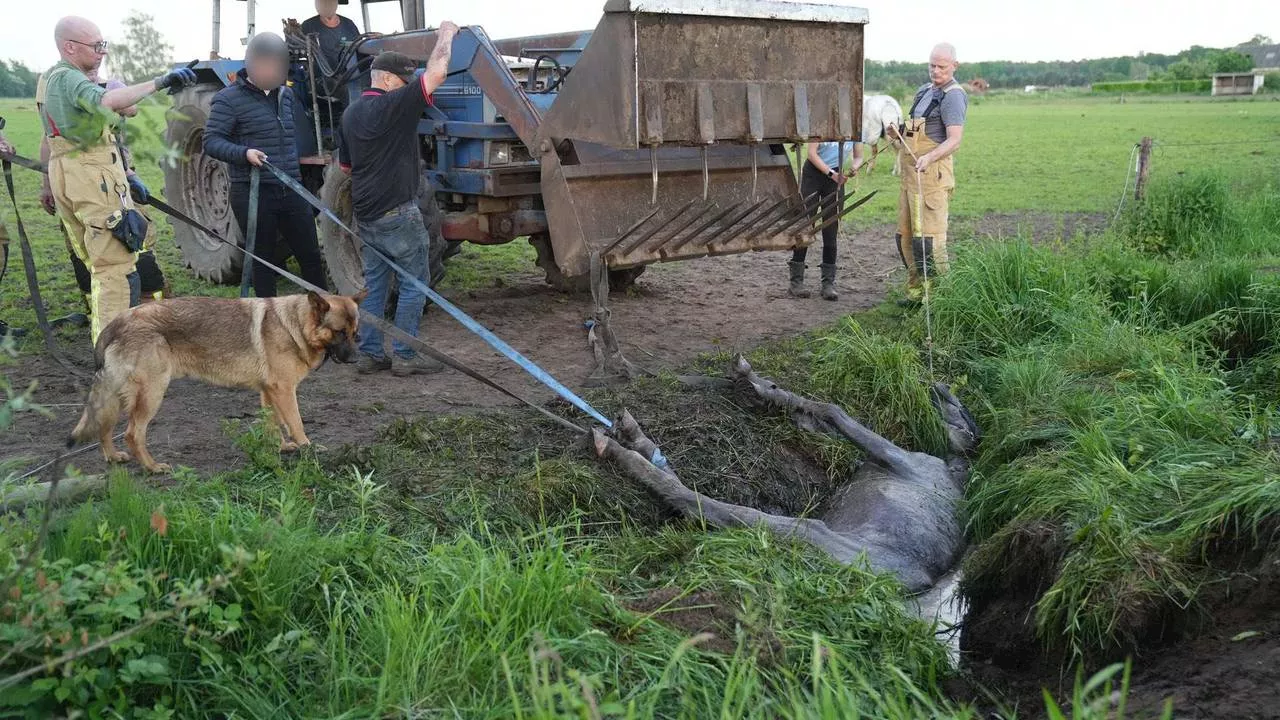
[[489, 142, 511, 166]]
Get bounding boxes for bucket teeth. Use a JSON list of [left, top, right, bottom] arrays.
[[751, 191, 820, 241], [614, 199, 698, 259], [646, 203, 721, 254], [811, 190, 879, 234], [602, 206, 662, 255], [701, 196, 775, 250], [662, 204, 741, 256]]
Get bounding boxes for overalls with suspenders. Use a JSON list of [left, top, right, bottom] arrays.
[[896, 79, 964, 288], [38, 63, 142, 343]]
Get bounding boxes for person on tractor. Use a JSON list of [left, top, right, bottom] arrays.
[[301, 0, 362, 76]]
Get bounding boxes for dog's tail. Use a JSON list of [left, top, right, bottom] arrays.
[[68, 328, 123, 448]]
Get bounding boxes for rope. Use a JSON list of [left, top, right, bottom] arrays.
[[1151, 138, 1280, 148], [257, 160, 614, 429], [897, 139, 936, 379], [141, 192, 590, 436], [12, 433, 126, 482], [1, 158, 84, 379], [1112, 143, 1140, 225]]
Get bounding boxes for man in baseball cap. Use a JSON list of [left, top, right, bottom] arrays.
[[339, 26, 459, 376], [370, 50, 419, 84]]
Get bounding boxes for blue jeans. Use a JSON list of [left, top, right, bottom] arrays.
[[357, 203, 430, 359]]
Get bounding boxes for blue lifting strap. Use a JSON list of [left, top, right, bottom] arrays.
[[260, 161, 614, 429]]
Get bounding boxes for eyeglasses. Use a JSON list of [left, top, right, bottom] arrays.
[[68, 39, 109, 54]]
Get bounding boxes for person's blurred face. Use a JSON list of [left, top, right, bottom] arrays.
[[316, 0, 339, 19], [247, 54, 287, 90], [929, 49, 958, 87]]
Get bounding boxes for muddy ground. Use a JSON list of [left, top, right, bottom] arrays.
[[19, 211, 1276, 718], [955, 549, 1280, 719], [0, 213, 1103, 477]]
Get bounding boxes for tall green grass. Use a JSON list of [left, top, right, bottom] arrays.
[[2, 430, 969, 718], [919, 175, 1280, 658]]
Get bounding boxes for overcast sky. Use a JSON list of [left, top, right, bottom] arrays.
[[4, 0, 1277, 73]]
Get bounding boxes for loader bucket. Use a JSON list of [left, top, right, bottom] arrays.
[[534, 0, 869, 279]]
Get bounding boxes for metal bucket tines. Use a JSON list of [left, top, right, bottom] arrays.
[[541, 142, 809, 270]]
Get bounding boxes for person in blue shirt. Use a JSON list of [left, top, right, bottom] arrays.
[[789, 141, 864, 300]]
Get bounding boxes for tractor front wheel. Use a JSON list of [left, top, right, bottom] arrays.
[[163, 84, 243, 283]]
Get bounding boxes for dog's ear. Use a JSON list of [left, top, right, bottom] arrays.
[[352, 288, 369, 304], [307, 291, 330, 321]]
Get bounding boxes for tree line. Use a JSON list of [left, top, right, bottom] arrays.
[[0, 60, 39, 98], [867, 36, 1270, 93], [2, 27, 1272, 97], [0, 12, 173, 98]]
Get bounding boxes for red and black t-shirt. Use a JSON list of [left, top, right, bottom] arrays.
[[338, 75, 432, 222]]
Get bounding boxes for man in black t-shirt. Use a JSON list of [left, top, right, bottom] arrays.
[[300, 0, 361, 75], [339, 29, 458, 376]]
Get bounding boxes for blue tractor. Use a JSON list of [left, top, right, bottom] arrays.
[[163, 0, 870, 292]]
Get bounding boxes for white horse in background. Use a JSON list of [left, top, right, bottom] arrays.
[[861, 94, 905, 175]]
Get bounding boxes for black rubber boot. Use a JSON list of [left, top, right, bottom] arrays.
[[788, 260, 811, 298], [819, 263, 838, 301]]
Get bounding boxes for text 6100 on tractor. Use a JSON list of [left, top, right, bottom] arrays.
[[164, 0, 869, 294]]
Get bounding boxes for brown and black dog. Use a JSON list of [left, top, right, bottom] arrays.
[[69, 291, 367, 473]]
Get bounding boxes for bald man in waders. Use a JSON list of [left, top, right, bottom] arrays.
[[893, 43, 966, 303], [40, 16, 196, 342], [38, 70, 171, 331]]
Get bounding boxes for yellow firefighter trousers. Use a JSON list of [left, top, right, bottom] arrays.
[[48, 136, 138, 342], [896, 117, 955, 287]]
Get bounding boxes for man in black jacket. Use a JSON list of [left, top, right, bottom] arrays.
[[204, 32, 328, 297]]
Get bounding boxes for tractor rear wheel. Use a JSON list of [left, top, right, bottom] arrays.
[[164, 84, 243, 283], [317, 163, 455, 296], [530, 234, 645, 293]]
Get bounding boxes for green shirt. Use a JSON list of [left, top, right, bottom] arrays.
[[40, 60, 117, 148]]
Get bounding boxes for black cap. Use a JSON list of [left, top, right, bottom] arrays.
[[371, 51, 418, 84], [246, 32, 289, 61]]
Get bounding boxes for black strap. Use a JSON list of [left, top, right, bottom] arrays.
[[2, 158, 84, 378], [907, 81, 959, 122], [241, 166, 260, 298], [141, 193, 587, 435]]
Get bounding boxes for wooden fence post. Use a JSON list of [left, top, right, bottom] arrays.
[[1134, 136, 1153, 201]]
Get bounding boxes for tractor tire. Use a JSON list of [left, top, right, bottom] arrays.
[[164, 84, 243, 284], [317, 162, 455, 297], [530, 234, 645, 293]]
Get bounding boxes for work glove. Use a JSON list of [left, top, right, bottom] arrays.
[[154, 67, 197, 94], [127, 174, 150, 204]]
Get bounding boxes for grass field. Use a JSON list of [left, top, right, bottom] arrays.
[[3, 93, 1280, 717], [1, 95, 1278, 334]]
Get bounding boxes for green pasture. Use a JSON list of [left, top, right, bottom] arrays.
[[10, 96, 1280, 716], [1, 95, 1278, 337]]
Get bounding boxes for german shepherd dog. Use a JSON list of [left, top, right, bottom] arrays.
[[69, 291, 367, 473]]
